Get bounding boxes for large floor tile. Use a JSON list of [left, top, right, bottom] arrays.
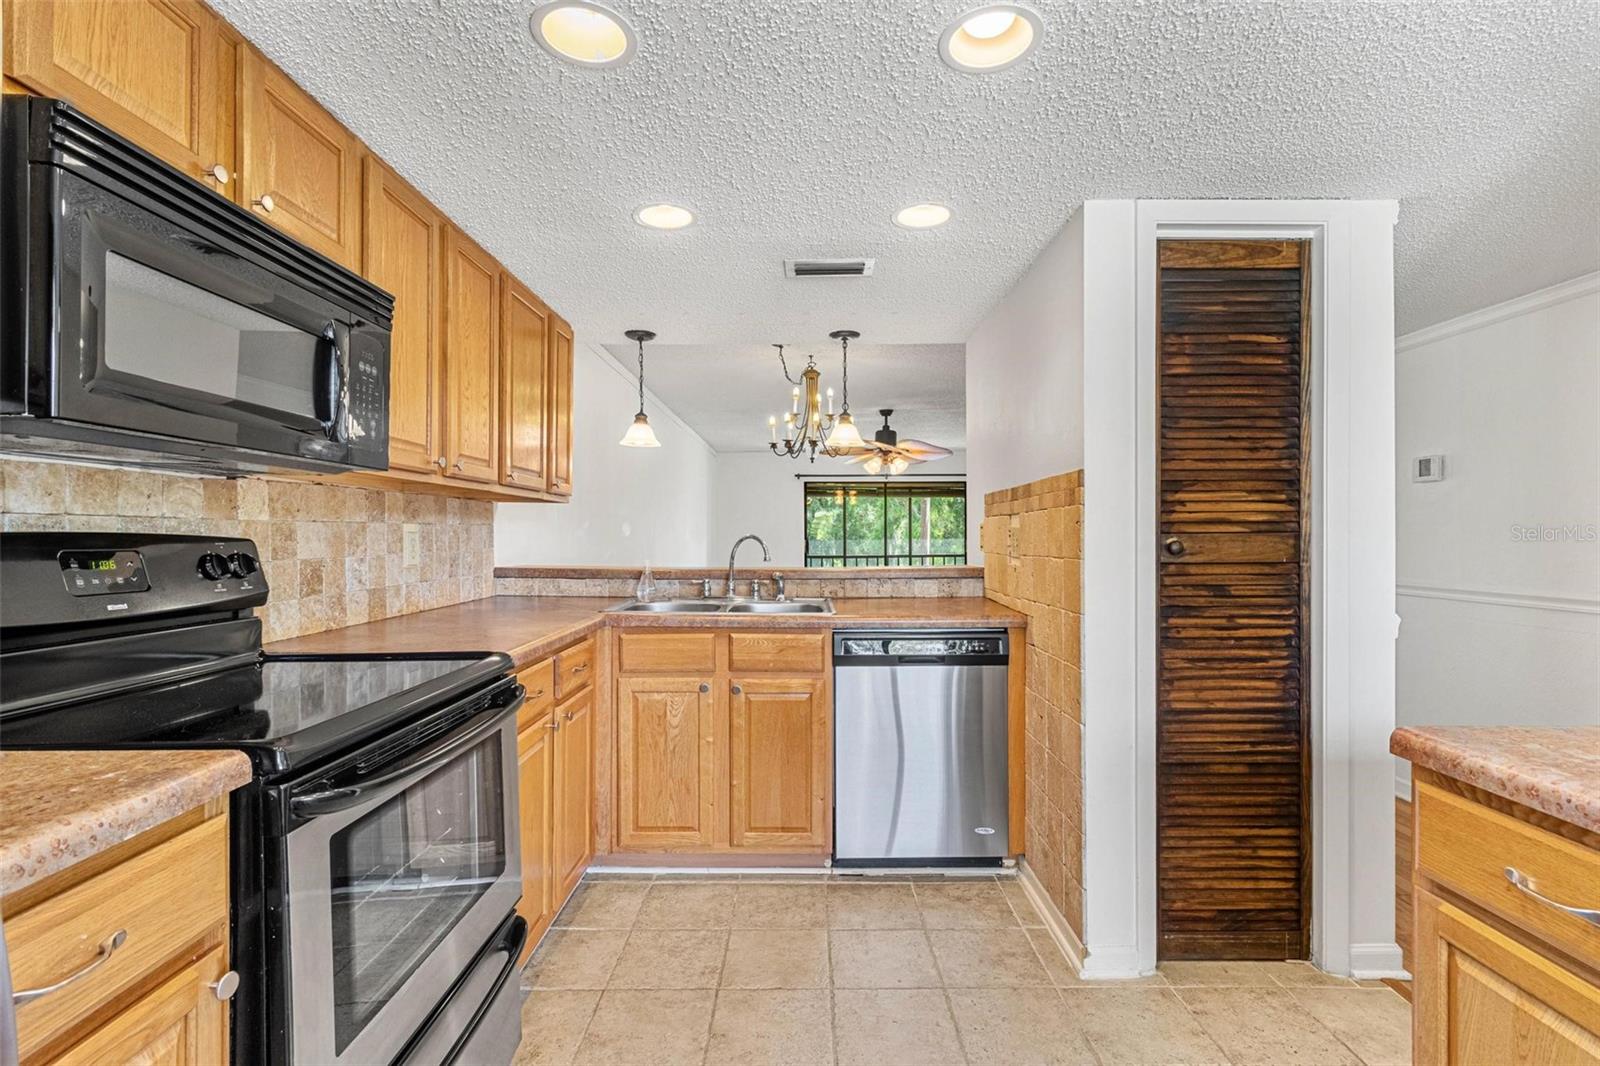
[[514, 990, 601, 1065], [706, 989, 835, 1064], [721, 929, 830, 989], [827, 883, 922, 930], [733, 883, 829, 928], [948, 986, 1098, 1064], [928, 928, 1053, 987], [573, 989, 714, 1065], [607, 929, 728, 989], [524, 930, 629, 990], [1264, 960, 1359, 988], [998, 879, 1047, 927], [829, 929, 941, 988], [1177, 987, 1362, 1065], [1159, 959, 1281, 987], [1291, 987, 1413, 1066], [832, 988, 965, 1066], [555, 882, 649, 929], [914, 882, 1021, 929], [634, 882, 737, 929], [1063, 988, 1228, 1065]]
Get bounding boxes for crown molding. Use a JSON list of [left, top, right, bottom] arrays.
[[1397, 272, 1600, 353]]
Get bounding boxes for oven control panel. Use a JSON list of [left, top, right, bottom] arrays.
[[59, 549, 150, 596]]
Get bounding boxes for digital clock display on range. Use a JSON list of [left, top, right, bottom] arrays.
[[58, 550, 151, 596]]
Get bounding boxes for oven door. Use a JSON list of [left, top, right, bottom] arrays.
[[282, 696, 522, 1066]]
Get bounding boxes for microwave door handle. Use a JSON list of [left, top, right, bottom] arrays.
[[314, 325, 348, 443], [290, 689, 523, 818]]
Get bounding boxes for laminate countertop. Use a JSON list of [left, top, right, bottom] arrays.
[[1392, 725, 1600, 834], [0, 750, 252, 895], [265, 595, 1028, 671]]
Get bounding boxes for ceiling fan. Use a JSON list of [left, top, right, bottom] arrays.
[[841, 409, 953, 475]]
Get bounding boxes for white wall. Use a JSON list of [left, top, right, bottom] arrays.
[[709, 451, 967, 566], [965, 212, 1086, 560], [1393, 274, 1600, 791], [495, 338, 716, 566]]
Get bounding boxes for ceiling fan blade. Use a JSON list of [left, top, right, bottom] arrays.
[[897, 439, 952, 460]]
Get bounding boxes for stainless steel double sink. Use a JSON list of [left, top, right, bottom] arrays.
[[605, 597, 835, 615]]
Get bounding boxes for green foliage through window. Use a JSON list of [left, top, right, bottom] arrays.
[[803, 482, 967, 567]]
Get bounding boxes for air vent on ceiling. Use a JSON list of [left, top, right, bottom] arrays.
[[784, 257, 876, 278]]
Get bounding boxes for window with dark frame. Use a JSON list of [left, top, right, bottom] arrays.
[[802, 481, 967, 567]]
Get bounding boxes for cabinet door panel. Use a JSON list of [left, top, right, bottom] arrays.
[[616, 677, 715, 850], [500, 275, 551, 491], [553, 689, 594, 900], [51, 945, 228, 1066], [239, 47, 361, 266], [442, 226, 500, 484], [517, 712, 555, 961], [6, 0, 232, 192], [728, 677, 829, 850], [362, 158, 442, 474], [547, 314, 574, 496]]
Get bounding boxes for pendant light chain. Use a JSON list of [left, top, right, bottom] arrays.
[[839, 333, 850, 415], [636, 334, 647, 415]]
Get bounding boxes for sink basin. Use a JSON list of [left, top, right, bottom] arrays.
[[723, 600, 832, 614], [606, 597, 835, 615], [609, 600, 727, 613]]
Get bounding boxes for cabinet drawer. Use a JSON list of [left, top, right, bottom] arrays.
[[618, 632, 717, 674], [728, 632, 826, 674], [555, 637, 596, 699], [7, 815, 228, 1061], [1417, 782, 1600, 968], [517, 658, 556, 730]]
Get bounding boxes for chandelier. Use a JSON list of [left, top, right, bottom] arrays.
[[767, 329, 866, 461]]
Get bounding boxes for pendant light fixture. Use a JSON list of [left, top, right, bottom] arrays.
[[618, 329, 661, 447], [768, 329, 865, 461]]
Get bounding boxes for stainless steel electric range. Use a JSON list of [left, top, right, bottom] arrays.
[[0, 532, 527, 1066]]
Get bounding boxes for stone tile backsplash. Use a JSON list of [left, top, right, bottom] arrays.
[[0, 459, 493, 643], [982, 470, 1084, 941]]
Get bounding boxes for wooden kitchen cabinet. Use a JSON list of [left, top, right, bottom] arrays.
[[615, 676, 718, 851], [515, 700, 556, 962], [50, 946, 229, 1066], [3, 0, 236, 196], [238, 46, 362, 267], [547, 313, 575, 497], [362, 157, 443, 475], [552, 686, 594, 900], [500, 274, 552, 492], [442, 225, 501, 485], [728, 676, 829, 849]]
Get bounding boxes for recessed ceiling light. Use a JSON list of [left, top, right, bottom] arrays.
[[894, 203, 953, 229], [939, 4, 1043, 73], [634, 203, 695, 230], [530, 1, 636, 68]]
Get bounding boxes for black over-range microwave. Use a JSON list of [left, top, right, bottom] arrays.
[[1, 96, 393, 474]]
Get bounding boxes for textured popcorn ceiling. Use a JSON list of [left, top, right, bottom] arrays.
[[211, 0, 1599, 344]]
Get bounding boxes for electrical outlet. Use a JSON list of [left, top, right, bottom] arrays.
[[402, 524, 420, 567]]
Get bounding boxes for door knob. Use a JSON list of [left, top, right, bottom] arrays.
[[205, 163, 230, 185], [253, 194, 275, 213], [1163, 537, 1186, 558]]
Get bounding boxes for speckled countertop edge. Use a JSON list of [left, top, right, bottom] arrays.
[[1392, 726, 1600, 834], [0, 749, 253, 895]]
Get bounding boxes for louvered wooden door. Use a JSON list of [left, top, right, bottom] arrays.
[[1156, 239, 1311, 961]]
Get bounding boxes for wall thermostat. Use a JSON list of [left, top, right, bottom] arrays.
[[1413, 455, 1445, 482]]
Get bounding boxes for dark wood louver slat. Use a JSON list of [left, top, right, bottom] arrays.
[[1156, 239, 1311, 960]]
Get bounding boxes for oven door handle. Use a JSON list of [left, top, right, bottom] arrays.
[[290, 688, 523, 818]]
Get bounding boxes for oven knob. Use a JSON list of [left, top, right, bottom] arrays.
[[197, 553, 231, 581], [227, 552, 259, 579]]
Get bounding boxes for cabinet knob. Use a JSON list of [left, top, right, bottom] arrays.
[[253, 194, 276, 213], [699, 683, 709, 693], [550, 718, 561, 731], [1163, 537, 1186, 558], [564, 710, 574, 722], [731, 685, 742, 695], [453, 460, 464, 471], [211, 970, 240, 1001], [435, 456, 447, 469], [205, 163, 231, 185]]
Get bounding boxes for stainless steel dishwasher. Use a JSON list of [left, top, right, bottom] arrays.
[[833, 630, 1009, 864]]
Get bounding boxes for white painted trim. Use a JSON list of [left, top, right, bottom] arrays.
[[1397, 583, 1600, 615], [1395, 761, 1411, 800], [1015, 857, 1089, 974], [1350, 943, 1410, 981], [1396, 271, 1600, 353]]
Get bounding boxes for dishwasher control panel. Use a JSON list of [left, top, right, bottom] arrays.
[[833, 630, 1009, 665]]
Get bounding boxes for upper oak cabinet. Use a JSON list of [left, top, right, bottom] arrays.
[[547, 314, 575, 497], [443, 226, 501, 485], [238, 46, 362, 268], [500, 275, 551, 492], [3, 0, 236, 196]]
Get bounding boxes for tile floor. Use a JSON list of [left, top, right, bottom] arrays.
[[517, 873, 1411, 1065]]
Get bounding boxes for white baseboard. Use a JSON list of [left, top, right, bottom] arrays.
[[1350, 942, 1409, 980], [1077, 945, 1145, 980], [1015, 857, 1087, 973], [1395, 760, 1412, 800]]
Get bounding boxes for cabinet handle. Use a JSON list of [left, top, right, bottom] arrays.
[[12, 930, 127, 1007], [205, 163, 231, 185], [699, 683, 710, 693], [252, 194, 275, 213], [212, 970, 241, 1001], [571, 663, 589, 675], [529, 688, 546, 699], [1504, 867, 1600, 927]]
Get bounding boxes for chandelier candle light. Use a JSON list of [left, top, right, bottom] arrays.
[[618, 328, 661, 447], [768, 329, 866, 461]]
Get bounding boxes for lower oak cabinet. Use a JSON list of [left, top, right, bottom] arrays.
[[514, 637, 596, 961], [614, 630, 831, 855], [3, 808, 233, 1065], [1409, 768, 1600, 1065]]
